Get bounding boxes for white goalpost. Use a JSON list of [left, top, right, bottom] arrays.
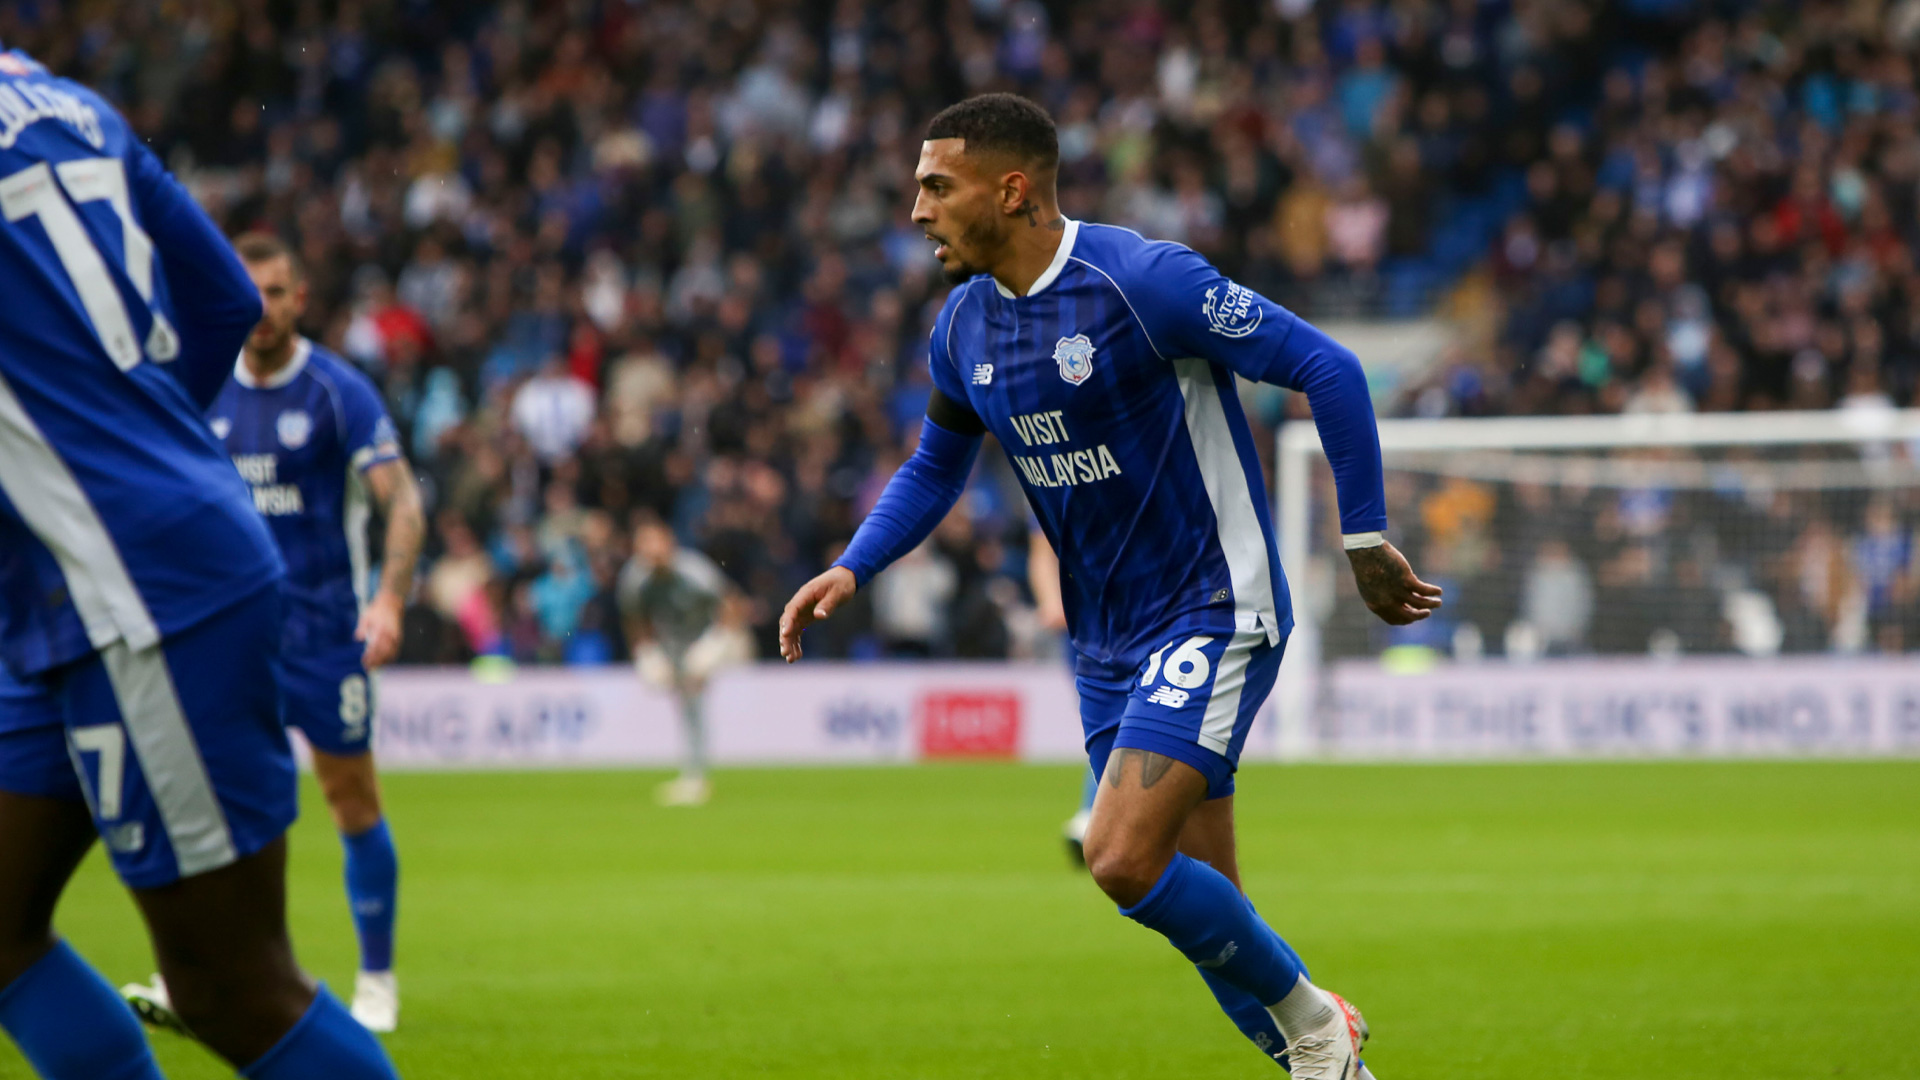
[[1272, 408, 1920, 760]]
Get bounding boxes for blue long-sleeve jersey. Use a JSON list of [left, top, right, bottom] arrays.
[[0, 48, 279, 677], [837, 219, 1385, 676]]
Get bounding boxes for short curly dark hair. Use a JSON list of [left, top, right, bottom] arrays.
[[925, 93, 1058, 172]]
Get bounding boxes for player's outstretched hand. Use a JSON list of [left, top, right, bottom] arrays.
[[1346, 540, 1444, 626], [779, 566, 857, 663], [357, 591, 404, 669]]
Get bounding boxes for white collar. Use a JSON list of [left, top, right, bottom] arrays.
[[992, 218, 1080, 299], [234, 336, 312, 389]]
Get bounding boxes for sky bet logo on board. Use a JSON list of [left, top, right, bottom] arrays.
[[1053, 333, 1095, 385], [1202, 282, 1262, 338]]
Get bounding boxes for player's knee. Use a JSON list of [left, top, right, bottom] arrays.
[[315, 757, 381, 833], [0, 933, 56, 988], [328, 789, 382, 835], [163, 953, 309, 1046], [1084, 838, 1167, 908], [164, 962, 291, 1031]]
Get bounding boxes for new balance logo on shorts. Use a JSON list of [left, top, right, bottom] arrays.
[[1147, 685, 1190, 708]]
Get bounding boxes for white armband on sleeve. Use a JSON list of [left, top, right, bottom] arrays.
[[1341, 531, 1385, 551]]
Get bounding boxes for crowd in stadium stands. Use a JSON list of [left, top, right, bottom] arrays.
[[7, 0, 1914, 662]]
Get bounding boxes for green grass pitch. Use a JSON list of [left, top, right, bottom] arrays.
[[4, 761, 1916, 1078]]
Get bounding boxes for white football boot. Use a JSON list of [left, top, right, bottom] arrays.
[[121, 973, 187, 1034], [1281, 991, 1370, 1080], [350, 970, 399, 1033], [1062, 808, 1091, 867], [655, 774, 711, 807]]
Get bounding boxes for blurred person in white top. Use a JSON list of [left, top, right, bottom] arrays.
[[511, 354, 596, 463]]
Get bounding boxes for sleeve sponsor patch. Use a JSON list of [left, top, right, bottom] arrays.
[[1201, 282, 1262, 338]]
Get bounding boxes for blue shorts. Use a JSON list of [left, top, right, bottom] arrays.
[[281, 644, 374, 757], [0, 678, 82, 803], [0, 590, 297, 890], [1078, 629, 1285, 800]]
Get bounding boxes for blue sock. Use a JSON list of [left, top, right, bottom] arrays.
[[241, 985, 398, 1080], [1199, 969, 1289, 1066], [0, 941, 163, 1080], [1079, 768, 1099, 811], [1203, 900, 1315, 1068], [1119, 853, 1305, 1005], [343, 819, 398, 972]]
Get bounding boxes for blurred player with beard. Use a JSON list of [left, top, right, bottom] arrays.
[[780, 94, 1440, 1078]]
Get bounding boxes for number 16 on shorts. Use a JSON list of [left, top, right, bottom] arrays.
[[1140, 636, 1216, 709], [1130, 630, 1277, 759]]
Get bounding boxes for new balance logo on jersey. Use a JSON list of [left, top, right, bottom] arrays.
[[973, 363, 993, 385], [1147, 685, 1190, 709]]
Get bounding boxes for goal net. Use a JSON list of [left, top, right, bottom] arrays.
[[1272, 409, 1920, 757]]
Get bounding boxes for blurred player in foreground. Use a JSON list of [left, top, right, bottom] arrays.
[[619, 514, 753, 806], [124, 233, 424, 1033], [1032, 528, 1097, 866], [782, 94, 1439, 1079], [0, 45, 399, 1079]]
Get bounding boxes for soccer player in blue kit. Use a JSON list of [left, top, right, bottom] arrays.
[[124, 233, 424, 1034], [781, 95, 1441, 1078], [0, 45, 400, 1080]]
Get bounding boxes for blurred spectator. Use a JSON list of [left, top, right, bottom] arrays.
[[1519, 540, 1595, 654], [512, 357, 597, 464]]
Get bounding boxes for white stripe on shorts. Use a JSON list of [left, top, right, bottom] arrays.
[[101, 640, 236, 879], [1198, 630, 1265, 755]]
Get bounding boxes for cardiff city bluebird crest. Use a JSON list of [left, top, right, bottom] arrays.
[[1053, 333, 1095, 385], [276, 409, 312, 450]]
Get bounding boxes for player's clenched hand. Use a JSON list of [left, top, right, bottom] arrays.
[[1346, 541, 1443, 626], [779, 566, 857, 663], [357, 591, 404, 669]]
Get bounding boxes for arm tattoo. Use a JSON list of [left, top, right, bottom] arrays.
[[369, 460, 425, 601], [1347, 546, 1398, 606], [1106, 748, 1178, 789]]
